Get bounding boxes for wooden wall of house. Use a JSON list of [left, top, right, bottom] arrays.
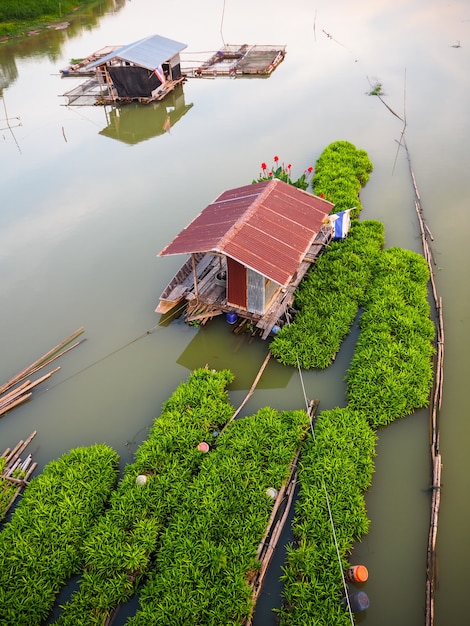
[[227, 257, 247, 308]]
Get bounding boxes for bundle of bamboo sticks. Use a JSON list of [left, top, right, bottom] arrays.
[[1, 431, 38, 517], [0, 327, 84, 417]]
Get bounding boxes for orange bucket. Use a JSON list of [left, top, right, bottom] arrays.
[[346, 565, 368, 583]]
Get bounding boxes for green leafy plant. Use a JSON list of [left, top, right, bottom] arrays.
[[0, 444, 119, 625], [128, 407, 310, 626], [271, 220, 385, 369], [253, 156, 314, 190], [54, 369, 236, 625]]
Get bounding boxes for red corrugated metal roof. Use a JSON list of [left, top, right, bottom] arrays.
[[158, 179, 335, 285]]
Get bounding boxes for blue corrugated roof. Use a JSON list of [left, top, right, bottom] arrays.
[[85, 34, 187, 71]]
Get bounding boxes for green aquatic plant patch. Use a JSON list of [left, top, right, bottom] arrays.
[[127, 407, 310, 626], [270, 220, 385, 369], [312, 140, 373, 218], [0, 444, 119, 626], [346, 247, 435, 427], [54, 368, 235, 625], [280, 408, 376, 625]]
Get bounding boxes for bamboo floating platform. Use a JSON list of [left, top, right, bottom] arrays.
[[184, 44, 286, 78], [1, 431, 38, 518], [0, 327, 84, 417], [403, 140, 443, 626]]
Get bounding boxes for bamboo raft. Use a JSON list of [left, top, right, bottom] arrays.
[[184, 44, 286, 78], [60, 46, 121, 76], [1, 431, 38, 517], [0, 327, 84, 417]]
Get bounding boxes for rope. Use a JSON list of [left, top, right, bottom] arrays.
[[283, 306, 355, 625], [220, 0, 227, 46]]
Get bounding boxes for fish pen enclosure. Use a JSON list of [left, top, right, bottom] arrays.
[[184, 44, 286, 77]]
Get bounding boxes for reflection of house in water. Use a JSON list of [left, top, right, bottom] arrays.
[[99, 84, 193, 144], [175, 316, 293, 391], [62, 34, 187, 106]]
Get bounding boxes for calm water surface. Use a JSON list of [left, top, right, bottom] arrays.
[[1, 1, 469, 624]]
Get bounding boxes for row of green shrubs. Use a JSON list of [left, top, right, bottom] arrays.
[[0, 368, 310, 626], [347, 246, 435, 427], [280, 408, 376, 625], [270, 220, 385, 368], [128, 407, 310, 625], [270, 140, 378, 369], [54, 368, 235, 624], [0, 444, 119, 625], [277, 142, 435, 622], [312, 140, 373, 218]]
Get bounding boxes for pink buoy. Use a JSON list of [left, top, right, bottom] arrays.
[[197, 442, 210, 452]]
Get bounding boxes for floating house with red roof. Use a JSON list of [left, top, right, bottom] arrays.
[[156, 179, 336, 338]]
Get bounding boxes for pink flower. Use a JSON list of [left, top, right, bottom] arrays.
[[287, 164, 292, 169], [274, 155, 279, 162], [268, 172, 273, 177], [307, 166, 313, 173], [261, 162, 267, 170]]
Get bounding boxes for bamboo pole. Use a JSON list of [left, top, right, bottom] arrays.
[[0, 368, 60, 417], [0, 393, 32, 416], [4, 431, 37, 465], [0, 379, 31, 404], [227, 351, 272, 425], [403, 139, 443, 626], [0, 327, 84, 396]]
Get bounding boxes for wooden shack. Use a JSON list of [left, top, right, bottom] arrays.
[[62, 34, 187, 106], [156, 179, 335, 338]]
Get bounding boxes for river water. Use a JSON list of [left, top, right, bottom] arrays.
[[0, 1, 469, 624]]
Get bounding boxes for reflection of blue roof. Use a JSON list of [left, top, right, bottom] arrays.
[[86, 34, 187, 71]]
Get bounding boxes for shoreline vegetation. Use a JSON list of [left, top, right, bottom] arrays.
[[0, 0, 104, 39], [0, 141, 435, 625]]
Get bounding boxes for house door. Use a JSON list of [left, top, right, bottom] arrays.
[[227, 257, 247, 309]]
